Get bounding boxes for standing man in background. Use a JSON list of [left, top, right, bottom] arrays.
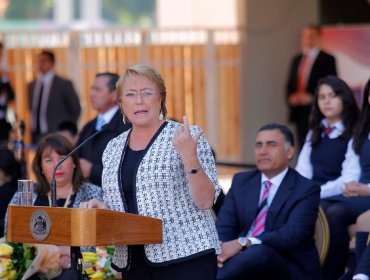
[[28, 49, 81, 144], [286, 24, 337, 148], [77, 72, 130, 186]]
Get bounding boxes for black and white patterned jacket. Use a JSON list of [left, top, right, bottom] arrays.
[[102, 120, 221, 271]]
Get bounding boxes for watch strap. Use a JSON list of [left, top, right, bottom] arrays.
[[185, 166, 202, 174]]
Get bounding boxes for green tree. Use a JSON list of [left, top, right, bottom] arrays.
[[4, 0, 54, 20], [102, 0, 156, 26]]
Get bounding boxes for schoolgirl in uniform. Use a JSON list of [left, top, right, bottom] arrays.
[[295, 75, 360, 280]]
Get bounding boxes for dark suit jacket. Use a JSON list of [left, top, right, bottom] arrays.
[[0, 80, 14, 114], [28, 74, 81, 142], [0, 181, 17, 237], [286, 50, 337, 123], [77, 109, 131, 186], [0, 80, 15, 141], [216, 168, 322, 280]]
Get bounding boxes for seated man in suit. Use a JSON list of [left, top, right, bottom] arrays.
[[216, 123, 322, 280]]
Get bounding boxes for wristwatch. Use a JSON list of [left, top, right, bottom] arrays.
[[185, 166, 202, 174], [238, 237, 250, 247]]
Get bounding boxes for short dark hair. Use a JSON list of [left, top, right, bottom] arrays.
[[57, 121, 78, 136], [40, 50, 55, 64], [96, 72, 119, 92], [304, 24, 322, 35], [258, 123, 295, 147]]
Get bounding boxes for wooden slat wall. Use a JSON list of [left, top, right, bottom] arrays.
[[5, 39, 240, 161]]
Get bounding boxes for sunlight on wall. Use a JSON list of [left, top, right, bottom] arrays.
[[156, 0, 237, 28]]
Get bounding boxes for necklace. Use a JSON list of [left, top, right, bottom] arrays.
[[47, 193, 73, 208]]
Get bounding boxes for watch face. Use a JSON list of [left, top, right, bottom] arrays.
[[238, 237, 248, 246]]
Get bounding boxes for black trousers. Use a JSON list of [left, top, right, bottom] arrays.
[[216, 244, 291, 280], [123, 245, 217, 280]]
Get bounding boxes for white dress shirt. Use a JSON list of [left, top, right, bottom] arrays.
[[98, 105, 119, 124], [247, 168, 289, 244], [342, 133, 370, 192], [31, 70, 55, 133]]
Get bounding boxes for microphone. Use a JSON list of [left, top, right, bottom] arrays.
[[50, 124, 109, 207]]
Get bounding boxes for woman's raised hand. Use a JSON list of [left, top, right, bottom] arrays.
[[173, 116, 203, 163]]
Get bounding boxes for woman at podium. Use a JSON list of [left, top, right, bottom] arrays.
[[81, 64, 221, 280]]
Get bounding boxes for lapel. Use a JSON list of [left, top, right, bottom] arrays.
[[266, 169, 296, 227]]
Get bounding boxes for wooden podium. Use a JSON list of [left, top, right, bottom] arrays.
[[7, 205, 162, 246]]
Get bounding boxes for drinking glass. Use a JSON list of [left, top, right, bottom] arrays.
[[17, 179, 34, 206]]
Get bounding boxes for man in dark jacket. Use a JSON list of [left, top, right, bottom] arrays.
[[77, 72, 130, 186], [286, 24, 337, 148], [216, 123, 322, 280], [28, 50, 81, 144]]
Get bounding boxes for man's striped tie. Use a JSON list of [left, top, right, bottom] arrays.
[[250, 181, 272, 237]]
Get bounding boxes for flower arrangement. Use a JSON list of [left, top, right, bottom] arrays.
[[82, 246, 114, 280], [0, 241, 114, 280], [0, 242, 36, 280]]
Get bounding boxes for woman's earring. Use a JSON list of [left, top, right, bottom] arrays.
[[159, 111, 164, 121], [122, 112, 126, 124]]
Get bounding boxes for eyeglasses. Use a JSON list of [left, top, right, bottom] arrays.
[[121, 90, 156, 100]]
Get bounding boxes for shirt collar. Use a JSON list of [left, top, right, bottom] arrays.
[[304, 47, 320, 59], [98, 105, 119, 124], [38, 70, 55, 84], [261, 168, 289, 187], [321, 119, 345, 137]]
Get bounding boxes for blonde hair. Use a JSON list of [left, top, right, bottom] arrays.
[[116, 64, 167, 123]]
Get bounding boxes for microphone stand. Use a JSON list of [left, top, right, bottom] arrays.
[[50, 125, 107, 280]]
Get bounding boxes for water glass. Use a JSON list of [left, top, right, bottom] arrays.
[[17, 179, 33, 206]]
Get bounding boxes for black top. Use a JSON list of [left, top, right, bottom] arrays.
[[34, 192, 77, 208], [121, 147, 145, 214]]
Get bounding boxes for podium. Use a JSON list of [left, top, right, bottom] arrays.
[[7, 205, 163, 246]]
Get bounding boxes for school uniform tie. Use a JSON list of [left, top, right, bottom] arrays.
[[325, 126, 335, 137], [250, 181, 272, 237]]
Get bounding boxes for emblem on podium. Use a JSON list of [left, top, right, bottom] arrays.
[[30, 210, 51, 241]]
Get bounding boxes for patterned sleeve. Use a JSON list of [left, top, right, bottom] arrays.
[[192, 125, 221, 201], [75, 183, 104, 206]]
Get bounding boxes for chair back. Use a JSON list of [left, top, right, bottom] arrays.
[[314, 206, 330, 266]]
